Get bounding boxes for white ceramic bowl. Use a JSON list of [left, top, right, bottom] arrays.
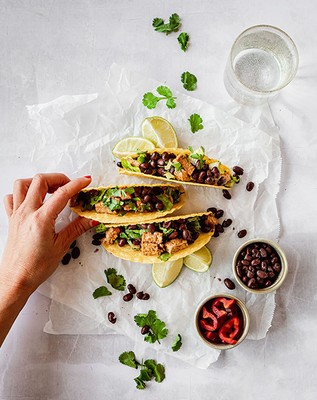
[[194, 293, 250, 350], [232, 238, 288, 294]]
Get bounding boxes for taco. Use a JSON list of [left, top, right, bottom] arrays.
[[117, 146, 239, 189], [98, 212, 219, 263], [70, 184, 185, 224]]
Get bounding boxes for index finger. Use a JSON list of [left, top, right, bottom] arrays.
[[41, 176, 92, 219]]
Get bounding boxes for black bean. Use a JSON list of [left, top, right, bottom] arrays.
[[93, 233, 105, 240], [205, 177, 214, 185], [162, 152, 169, 161], [144, 168, 152, 175], [207, 207, 217, 214], [132, 239, 140, 246], [192, 171, 199, 180], [136, 291, 144, 299], [151, 152, 160, 161], [211, 167, 220, 178], [215, 209, 224, 219], [117, 161, 122, 168], [242, 276, 248, 283], [195, 160, 201, 169], [127, 284, 136, 294], [265, 280, 272, 287], [169, 166, 175, 174], [147, 223, 155, 233], [168, 231, 179, 240], [251, 258, 260, 266], [142, 293, 150, 300], [118, 238, 127, 247], [150, 160, 156, 168], [247, 271, 254, 279], [222, 189, 232, 200], [257, 270, 268, 279], [61, 253, 71, 265], [224, 278, 235, 290], [216, 224, 224, 233], [233, 166, 244, 176], [199, 171, 207, 181], [157, 167, 165, 175], [246, 182, 255, 192], [273, 263, 281, 273], [154, 202, 164, 210], [140, 224, 148, 229], [143, 194, 151, 203], [108, 312, 116, 324], [244, 254, 252, 261], [92, 239, 101, 246], [207, 169, 213, 177], [70, 240, 77, 249], [123, 293, 133, 302], [141, 325, 150, 335], [241, 260, 250, 266], [157, 158, 165, 166], [261, 261, 268, 270], [248, 278, 256, 288], [162, 221, 172, 229], [222, 219, 232, 228], [201, 225, 212, 233], [71, 247, 80, 259], [140, 162, 149, 170], [260, 248, 267, 258], [213, 230, 219, 237], [238, 229, 247, 238], [182, 229, 190, 240], [217, 177, 226, 186]]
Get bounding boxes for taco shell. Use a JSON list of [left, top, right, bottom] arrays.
[[102, 212, 218, 264], [71, 183, 185, 224], [118, 148, 234, 189]]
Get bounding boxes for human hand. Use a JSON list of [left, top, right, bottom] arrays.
[[0, 173, 93, 295]]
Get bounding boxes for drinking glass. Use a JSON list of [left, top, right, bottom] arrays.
[[224, 25, 299, 105]]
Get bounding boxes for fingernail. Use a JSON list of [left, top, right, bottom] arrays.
[[84, 175, 91, 179], [90, 220, 100, 227]]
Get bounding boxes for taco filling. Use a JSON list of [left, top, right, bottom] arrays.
[[97, 213, 218, 261], [118, 147, 238, 188], [71, 185, 183, 215]]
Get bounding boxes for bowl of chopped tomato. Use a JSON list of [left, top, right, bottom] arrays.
[[194, 293, 250, 350]]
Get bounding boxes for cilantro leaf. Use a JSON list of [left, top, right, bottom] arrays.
[[104, 268, 126, 291], [138, 367, 153, 382], [92, 286, 112, 299], [188, 113, 204, 133], [119, 351, 139, 369], [142, 92, 160, 109], [134, 310, 168, 344], [159, 252, 172, 262], [152, 13, 181, 35], [95, 223, 107, 233], [171, 334, 182, 352], [181, 71, 197, 91], [121, 159, 141, 172], [134, 377, 146, 390], [156, 85, 172, 97], [142, 86, 176, 110], [177, 32, 190, 51], [144, 360, 166, 383]]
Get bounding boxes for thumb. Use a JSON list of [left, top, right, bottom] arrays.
[[58, 216, 93, 249]]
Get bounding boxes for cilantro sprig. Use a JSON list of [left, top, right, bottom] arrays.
[[152, 13, 181, 35], [119, 351, 165, 390], [181, 71, 197, 91], [134, 310, 168, 344], [188, 113, 204, 133], [142, 86, 176, 109], [188, 146, 205, 169], [104, 268, 126, 291], [177, 32, 190, 51]]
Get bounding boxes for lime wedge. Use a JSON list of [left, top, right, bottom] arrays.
[[183, 246, 212, 273], [152, 258, 183, 288], [141, 116, 178, 148], [112, 137, 155, 158]]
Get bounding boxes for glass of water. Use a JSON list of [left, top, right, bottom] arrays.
[[224, 25, 299, 105]]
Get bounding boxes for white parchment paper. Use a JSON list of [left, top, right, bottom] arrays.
[[24, 64, 281, 368]]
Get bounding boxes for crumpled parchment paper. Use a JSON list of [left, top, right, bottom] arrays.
[[24, 64, 281, 369]]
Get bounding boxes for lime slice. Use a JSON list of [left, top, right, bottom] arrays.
[[141, 116, 178, 148], [152, 258, 183, 288], [112, 137, 155, 158], [183, 246, 212, 273]]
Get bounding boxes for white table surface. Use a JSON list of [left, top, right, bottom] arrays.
[[1, 1, 316, 399]]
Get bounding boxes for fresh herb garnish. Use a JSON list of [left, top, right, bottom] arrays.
[[90, 189, 106, 206], [156, 194, 173, 211], [92, 286, 112, 299], [177, 32, 189, 51], [171, 334, 182, 352], [119, 351, 166, 390], [121, 159, 141, 172], [189, 146, 205, 169], [181, 71, 197, 91], [123, 187, 135, 195], [188, 113, 204, 133], [119, 351, 139, 369], [152, 13, 181, 35], [96, 223, 107, 233], [142, 86, 176, 109], [134, 310, 168, 344], [104, 268, 126, 291], [159, 252, 172, 262]]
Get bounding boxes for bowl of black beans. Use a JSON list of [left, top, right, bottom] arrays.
[[232, 238, 288, 294]]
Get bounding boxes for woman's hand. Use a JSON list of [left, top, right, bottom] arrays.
[[0, 173, 93, 345]]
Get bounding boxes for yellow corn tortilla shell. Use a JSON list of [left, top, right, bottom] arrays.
[[102, 212, 218, 264], [71, 183, 185, 224], [118, 148, 233, 189]]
